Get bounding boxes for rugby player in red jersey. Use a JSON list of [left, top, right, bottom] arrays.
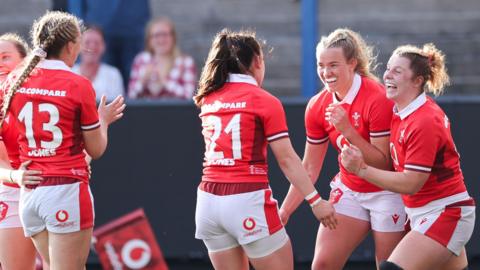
[[0, 32, 42, 270], [194, 29, 337, 270], [0, 11, 125, 270], [342, 43, 475, 270], [280, 28, 405, 270]]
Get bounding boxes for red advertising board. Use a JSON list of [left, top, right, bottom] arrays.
[[93, 209, 168, 270]]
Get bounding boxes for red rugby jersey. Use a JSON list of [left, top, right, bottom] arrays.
[[390, 93, 467, 207], [200, 74, 289, 183], [0, 113, 21, 188], [2, 112, 21, 169], [305, 74, 393, 192], [1, 79, 21, 187], [8, 60, 99, 182]]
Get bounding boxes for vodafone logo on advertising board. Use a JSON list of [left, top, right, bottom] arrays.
[[94, 209, 168, 270], [121, 239, 152, 269], [105, 239, 152, 269]]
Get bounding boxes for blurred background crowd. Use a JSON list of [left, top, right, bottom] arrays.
[[1, 0, 478, 100]]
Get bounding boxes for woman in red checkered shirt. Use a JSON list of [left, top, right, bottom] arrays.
[[128, 17, 197, 99]]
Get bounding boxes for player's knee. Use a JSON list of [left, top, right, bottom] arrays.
[[379, 260, 404, 270], [311, 256, 338, 270]]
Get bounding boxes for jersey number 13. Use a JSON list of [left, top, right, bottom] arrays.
[[18, 102, 63, 149]]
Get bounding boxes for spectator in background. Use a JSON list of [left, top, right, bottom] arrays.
[[79, 0, 150, 87], [73, 26, 124, 101], [128, 17, 197, 99]]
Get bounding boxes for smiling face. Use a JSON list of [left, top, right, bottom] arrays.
[[0, 40, 24, 81], [317, 47, 357, 98], [148, 21, 175, 56], [80, 28, 105, 64], [383, 54, 423, 110]]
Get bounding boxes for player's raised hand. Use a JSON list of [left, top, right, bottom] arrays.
[[98, 95, 126, 125], [325, 103, 352, 134], [341, 144, 366, 175]]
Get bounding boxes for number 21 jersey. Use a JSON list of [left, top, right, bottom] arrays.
[[200, 74, 289, 183]]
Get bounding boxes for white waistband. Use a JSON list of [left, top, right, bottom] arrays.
[[405, 191, 471, 216]]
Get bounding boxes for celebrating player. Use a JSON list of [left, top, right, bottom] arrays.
[[0, 11, 125, 270], [280, 28, 405, 270], [341, 43, 475, 270], [194, 29, 337, 270], [0, 33, 45, 270]]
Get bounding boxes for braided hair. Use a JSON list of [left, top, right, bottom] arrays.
[[0, 11, 82, 128]]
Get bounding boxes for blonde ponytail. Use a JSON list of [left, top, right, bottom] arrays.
[[317, 28, 378, 81], [392, 43, 450, 96], [0, 11, 82, 128]]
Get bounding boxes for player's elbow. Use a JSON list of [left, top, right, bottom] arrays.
[[82, 128, 108, 159], [277, 153, 300, 172], [84, 141, 107, 159], [401, 172, 428, 195], [86, 147, 106, 160], [403, 182, 423, 195]]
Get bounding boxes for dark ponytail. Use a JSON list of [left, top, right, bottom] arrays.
[[194, 29, 262, 107]]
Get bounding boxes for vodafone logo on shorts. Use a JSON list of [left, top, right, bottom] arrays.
[[55, 210, 69, 222], [121, 239, 152, 269], [243, 217, 256, 231]]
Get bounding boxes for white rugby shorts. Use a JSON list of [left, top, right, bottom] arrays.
[[405, 192, 475, 256], [329, 176, 406, 232], [0, 185, 22, 229], [195, 187, 286, 257], [20, 180, 95, 237], [0, 200, 22, 229]]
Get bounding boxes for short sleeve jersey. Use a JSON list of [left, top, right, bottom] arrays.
[[200, 74, 289, 183], [0, 113, 21, 188], [2, 113, 21, 169], [8, 60, 99, 182], [390, 93, 466, 207], [0, 81, 22, 188], [305, 74, 393, 192]]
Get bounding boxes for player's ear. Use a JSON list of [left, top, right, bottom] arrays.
[[412, 75, 424, 89], [252, 54, 262, 69], [348, 58, 358, 71]]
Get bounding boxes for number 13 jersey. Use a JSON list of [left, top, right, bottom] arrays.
[[199, 74, 288, 183], [8, 60, 99, 182]]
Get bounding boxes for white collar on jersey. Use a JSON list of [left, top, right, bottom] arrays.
[[394, 92, 427, 120], [227, 73, 258, 86], [36, 59, 71, 71], [332, 73, 361, 104]]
